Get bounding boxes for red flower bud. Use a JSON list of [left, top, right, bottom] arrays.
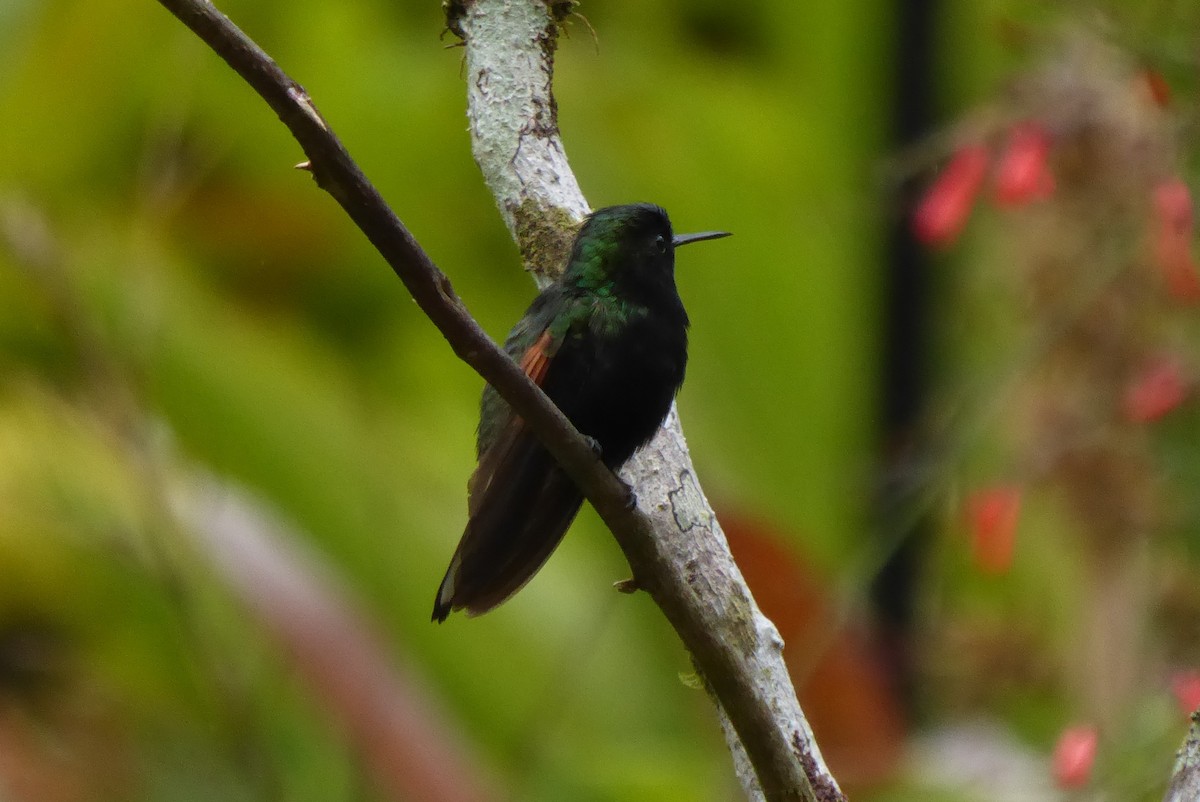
[[993, 122, 1055, 207], [1053, 725, 1097, 790], [1150, 179, 1200, 302], [965, 486, 1022, 574], [914, 144, 989, 248], [1124, 356, 1188, 423], [1171, 671, 1200, 717], [1155, 178, 1193, 234]]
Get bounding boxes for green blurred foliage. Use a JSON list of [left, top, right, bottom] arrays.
[[2, 0, 1200, 800]]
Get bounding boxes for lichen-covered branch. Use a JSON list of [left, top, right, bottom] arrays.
[[1165, 713, 1200, 802], [456, 0, 589, 284], [451, 2, 842, 800]]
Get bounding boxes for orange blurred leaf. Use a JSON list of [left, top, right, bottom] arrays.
[[721, 511, 906, 791], [1140, 68, 1172, 108]]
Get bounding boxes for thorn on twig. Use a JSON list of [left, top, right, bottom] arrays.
[[613, 577, 639, 594]]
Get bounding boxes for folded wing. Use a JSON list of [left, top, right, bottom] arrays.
[[432, 326, 584, 621]]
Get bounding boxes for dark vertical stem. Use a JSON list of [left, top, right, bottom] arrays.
[[871, 0, 939, 710]]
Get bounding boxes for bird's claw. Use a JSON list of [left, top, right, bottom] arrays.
[[621, 479, 638, 510], [583, 435, 603, 457]]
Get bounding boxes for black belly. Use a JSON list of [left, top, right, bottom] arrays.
[[543, 320, 687, 470]]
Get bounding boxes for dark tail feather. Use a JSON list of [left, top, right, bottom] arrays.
[[433, 440, 583, 622]]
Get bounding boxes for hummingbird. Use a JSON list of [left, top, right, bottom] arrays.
[[432, 203, 729, 622]]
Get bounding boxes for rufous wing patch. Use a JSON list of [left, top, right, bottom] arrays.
[[518, 329, 555, 386], [467, 328, 556, 517]]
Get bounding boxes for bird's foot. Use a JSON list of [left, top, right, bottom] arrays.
[[583, 435, 603, 458], [620, 478, 638, 510]]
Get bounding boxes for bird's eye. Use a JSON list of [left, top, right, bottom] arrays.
[[655, 234, 667, 253]]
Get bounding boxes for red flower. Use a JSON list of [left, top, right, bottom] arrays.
[[914, 144, 989, 248], [1155, 178, 1193, 237], [1053, 725, 1098, 789], [1171, 671, 1200, 717], [965, 486, 1022, 574], [1151, 178, 1200, 302], [1123, 355, 1188, 423], [993, 122, 1055, 207]]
